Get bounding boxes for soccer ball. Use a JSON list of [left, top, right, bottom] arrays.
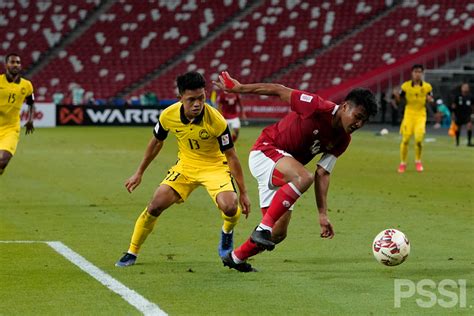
[[372, 229, 410, 266]]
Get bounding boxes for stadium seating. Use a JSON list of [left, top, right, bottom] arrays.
[[30, 0, 242, 101], [277, 0, 474, 93], [0, 0, 99, 68], [13, 0, 473, 103], [132, 0, 387, 99]]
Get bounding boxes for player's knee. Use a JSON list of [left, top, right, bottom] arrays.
[[147, 203, 166, 217], [220, 201, 238, 217], [0, 157, 10, 170], [293, 170, 314, 191], [271, 232, 287, 244]]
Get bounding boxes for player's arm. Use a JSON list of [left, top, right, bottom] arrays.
[[214, 71, 293, 103], [393, 86, 405, 104], [125, 120, 168, 193], [314, 154, 336, 239], [24, 94, 35, 135], [125, 137, 164, 193], [224, 147, 251, 218]]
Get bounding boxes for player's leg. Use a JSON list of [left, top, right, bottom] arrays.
[[0, 131, 19, 175], [398, 116, 412, 173], [232, 128, 240, 142], [116, 184, 182, 267], [455, 123, 462, 146], [116, 164, 196, 267], [467, 121, 472, 146], [414, 116, 426, 172], [250, 156, 312, 249], [215, 190, 240, 257], [203, 166, 241, 258], [0, 150, 13, 175], [230, 206, 292, 270]]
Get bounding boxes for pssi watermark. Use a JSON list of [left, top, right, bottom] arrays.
[[394, 279, 469, 308]]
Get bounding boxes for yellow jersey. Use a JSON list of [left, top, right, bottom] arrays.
[[400, 80, 432, 116], [0, 74, 34, 132], [153, 102, 233, 166]]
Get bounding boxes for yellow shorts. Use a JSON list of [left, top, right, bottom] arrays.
[[160, 160, 236, 205], [400, 114, 426, 136], [0, 129, 20, 155]]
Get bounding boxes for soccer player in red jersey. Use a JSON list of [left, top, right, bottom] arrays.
[[217, 91, 245, 142], [214, 72, 378, 272]]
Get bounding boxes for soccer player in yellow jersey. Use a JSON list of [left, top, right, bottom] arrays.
[[116, 71, 251, 267], [394, 64, 433, 173], [0, 53, 35, 175]]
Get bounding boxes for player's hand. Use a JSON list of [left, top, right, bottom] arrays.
[[239, 192, 251, 218], [24, 121, 34, 135], [125, 173, 142, 193], [319, 214, 334, 239], [213, 71, 241, 92]]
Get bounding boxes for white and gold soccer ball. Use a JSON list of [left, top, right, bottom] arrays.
[[372, 229, 410, 266]]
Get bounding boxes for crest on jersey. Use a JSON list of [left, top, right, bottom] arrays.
[[21, 87, 26, 95], [300, 94, 313, 102], [199, 129, 210, 140]]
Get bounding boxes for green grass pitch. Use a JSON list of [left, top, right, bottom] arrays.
[[1, 126, 472, 315]]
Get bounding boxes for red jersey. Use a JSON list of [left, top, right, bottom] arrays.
[[218, 92, 241, 119], [252, 90, 351, 165]]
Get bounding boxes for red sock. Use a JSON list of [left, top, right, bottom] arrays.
[[234, 238, 261, 261], [261, 183, 300, 228]]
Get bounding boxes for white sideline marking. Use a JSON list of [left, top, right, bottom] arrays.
[[1, 240, 167, 316]]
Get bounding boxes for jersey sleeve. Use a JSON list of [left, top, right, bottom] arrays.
[[217, 126, 234, 152], [426, 83, 433, 96], [290, 90, 324, 116], [328, 135, 351, 158], [317, 153, 337, 173], [153, 115, 169, 140], [400, 82, 408, 98], [28, 80, 34, 96]]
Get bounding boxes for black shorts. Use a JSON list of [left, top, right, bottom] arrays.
[[455, 114, 471, 125]]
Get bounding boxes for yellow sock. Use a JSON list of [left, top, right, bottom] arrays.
[[128, 208, 158, 255], [221, 206, 241, 233], [400, 135, 410, 163], [414, 134, 423, 161]]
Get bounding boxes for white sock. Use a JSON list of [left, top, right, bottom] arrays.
[[231, 251, 244, 264], [222, 226, 233, 234], [256, 223, 272, 232]]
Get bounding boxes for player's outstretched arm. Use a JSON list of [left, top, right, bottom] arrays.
[[214, 71, 293, 103], [224, 147, 251, 218], [125, 137, 164, 193], [314, 165, 335, 239]]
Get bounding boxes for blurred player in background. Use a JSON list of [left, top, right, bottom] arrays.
[[394, 64, 433, 173], [0, 53, 35, 175], [213, 72, 377, 272], [116, 71, 251, 267], [451, 83, 473, 146], [217, 90, 245, 142]]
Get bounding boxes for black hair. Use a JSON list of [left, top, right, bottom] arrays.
[[412, 64, 424, 71], [345, 88, 378, 117], [5, 53, 21, 63], [176, 71, 206, 95]]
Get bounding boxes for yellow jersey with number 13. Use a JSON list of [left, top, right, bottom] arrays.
[[153, 102, 233, 166]]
